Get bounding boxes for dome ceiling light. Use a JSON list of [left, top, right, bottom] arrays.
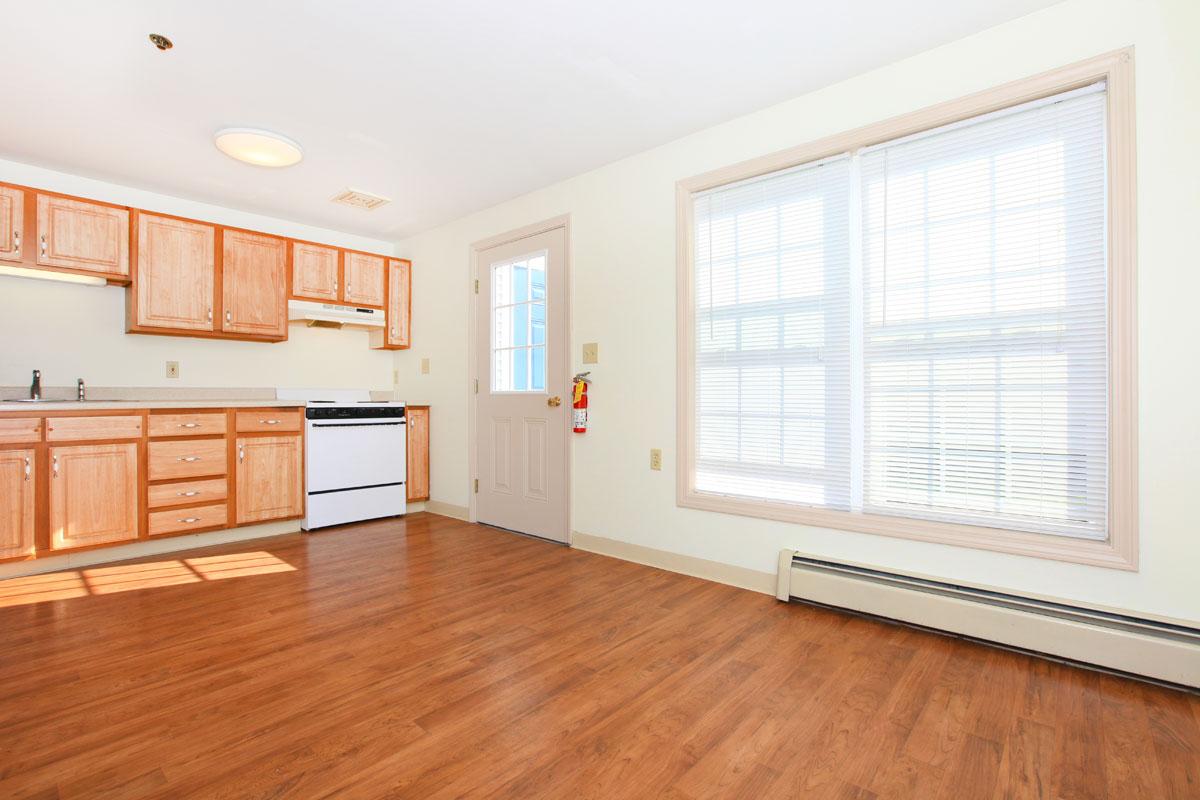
[[214, 128, 304, 168]]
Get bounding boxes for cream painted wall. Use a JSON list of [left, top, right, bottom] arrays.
[[0, 159, 396, 392], [394, 0, 1200, 622]]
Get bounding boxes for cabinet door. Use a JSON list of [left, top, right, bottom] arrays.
[[406, 407, 429, 502], [221, 230, 287, 338], [0, 185, 24, 263], [0, 449, 36, 559], [37, 194, 129, 276], [236, 436, 302, 524], [292, 242, 339, 301], [49, 443, 139, 550], [135, 214, 216, 331], [343, 252, 385, 307], [386, 259, 411, 347]]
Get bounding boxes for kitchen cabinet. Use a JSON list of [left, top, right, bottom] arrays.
[[406, 405, 429, 502], [343, 251, 385, 308], [0, 449, 36, 559], [36, 194, 129, 278], [291, 242, 340, 302], [0, 185, 24, 263], [221, 230, 287, 339], [131, 213, 216, 332], [236, 435, 303, 524], [49, 442, 139, 550], [45, 415, 143, 442], [372, 259, 411, 350], [148, 438, 228, 481]]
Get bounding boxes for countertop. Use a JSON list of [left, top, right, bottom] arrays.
[[0, 399, 305, 412]]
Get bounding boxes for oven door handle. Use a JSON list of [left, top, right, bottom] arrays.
[[310, 421, 406, 428]]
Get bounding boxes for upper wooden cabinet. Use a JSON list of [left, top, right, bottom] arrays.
[[0, 448, 36, 560], [221, 230, 287, 339], [131, 213, 216, 332], [49, 443, 139, 551], [236, 435, 303, 524], [343, 252, 385, 308], [371, 259, 412, 350], [36, 194, 129, 278], [291, 242, 340, 302], [0, 185, 24, 263]]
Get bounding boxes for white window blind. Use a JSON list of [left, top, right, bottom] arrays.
[[691, 81, 1110, 541]]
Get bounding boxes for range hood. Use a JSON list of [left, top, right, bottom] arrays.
[[287, 299, 384, 329]]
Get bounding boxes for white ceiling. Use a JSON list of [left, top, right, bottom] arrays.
[[1, 0, 1058, 240]]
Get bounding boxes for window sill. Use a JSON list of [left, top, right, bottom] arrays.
[[677, 489, 1137, 571]]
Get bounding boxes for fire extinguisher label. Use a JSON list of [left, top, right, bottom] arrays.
[[573, 409, 587, 428]]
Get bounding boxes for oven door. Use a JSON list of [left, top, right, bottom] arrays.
[[306, 418, 406, 493]]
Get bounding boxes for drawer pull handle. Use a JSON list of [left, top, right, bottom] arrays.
[[178, 517, 202, 524], [179, 422, 201, 428], [177, 490, 201, 497], [12, 230, 19, 254], [52, 455, 58, 478], [238, 446, 244, 463], [259, 419, 280, 425], [24, 456, 31, 481], [178, 456, 202, 462], [40, 235, 47, 256]]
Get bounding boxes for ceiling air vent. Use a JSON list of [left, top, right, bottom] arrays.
[[330, 188, 391, 210]]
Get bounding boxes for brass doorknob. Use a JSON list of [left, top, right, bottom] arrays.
[[547, 396, 562, 407]]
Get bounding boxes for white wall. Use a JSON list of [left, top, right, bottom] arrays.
[[0, 159, 396, 393], [394, 0, 1200, 622]]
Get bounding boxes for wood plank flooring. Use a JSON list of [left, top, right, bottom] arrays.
[[0, 512, 1196, 799]]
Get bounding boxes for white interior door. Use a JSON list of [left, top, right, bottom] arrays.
[[475, 226, 568, 542]]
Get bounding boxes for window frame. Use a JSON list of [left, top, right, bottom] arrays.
[[675, 49, 1138, 570]]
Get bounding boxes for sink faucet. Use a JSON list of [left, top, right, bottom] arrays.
[[30, 370, 41, 401], [77, 377, 86, 402]]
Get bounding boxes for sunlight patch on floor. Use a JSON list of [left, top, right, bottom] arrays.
[[0, 551, 296, 608]]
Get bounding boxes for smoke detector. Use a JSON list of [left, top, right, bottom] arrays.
[[330, 189, 391, 210]]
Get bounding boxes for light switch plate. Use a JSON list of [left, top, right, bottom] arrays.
[[420, 358, 430, 374], [582, 342, 599, 364], [165, 361, 180, 379], [650, 448, 662, 471]]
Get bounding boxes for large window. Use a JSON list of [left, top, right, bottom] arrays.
[[678, 53, 1137, 568]]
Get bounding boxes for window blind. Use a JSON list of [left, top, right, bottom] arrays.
[[691, 81, 1110, 541]]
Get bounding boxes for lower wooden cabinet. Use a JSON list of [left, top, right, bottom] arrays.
[[0, 449, 36, 559], [236, 435, 303, 524], [49, 443, 139, 550], [406, 406, 430, 502]]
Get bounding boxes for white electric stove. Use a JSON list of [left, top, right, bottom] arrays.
[[276, 389, 406, 530]]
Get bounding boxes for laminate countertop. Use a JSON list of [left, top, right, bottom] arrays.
[[0, 400, 305, 412]]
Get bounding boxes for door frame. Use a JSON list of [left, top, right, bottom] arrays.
[[467, 214, 572, 543]]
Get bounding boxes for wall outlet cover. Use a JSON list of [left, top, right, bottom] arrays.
[[583, 342, 599, 364], [165, 361, 180, 379], [421, 358, 431, 374], [650, 448, 662, 471]]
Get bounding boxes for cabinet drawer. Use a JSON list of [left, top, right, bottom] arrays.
[[148, 438, 227, 480], [148, 412, 227, 438], [0, 417, 41, 444], [149, 503, 228, 536], [235, 410, 301, 433], [46, 415, 142, 441], [148, 477, 228, 509]]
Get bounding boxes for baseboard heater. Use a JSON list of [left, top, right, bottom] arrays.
[[776, 550, 1200, 689]]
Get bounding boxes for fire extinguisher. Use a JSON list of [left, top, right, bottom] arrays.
[[572, 372, 591, 433]]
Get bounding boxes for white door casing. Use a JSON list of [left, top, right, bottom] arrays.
[[473, 223, 568, 542]]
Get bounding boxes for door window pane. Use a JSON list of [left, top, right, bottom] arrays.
[[492, 251, 548, 392]]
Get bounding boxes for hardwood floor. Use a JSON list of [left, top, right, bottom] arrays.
[[0, 513, 1197, 799]]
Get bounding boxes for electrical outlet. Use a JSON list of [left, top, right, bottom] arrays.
[[392, 369, 400, 383], [165, 361, 180, 379], [420, 358, 430, 375], [650, 448, 662, 471], [582, 342, 599, 364]]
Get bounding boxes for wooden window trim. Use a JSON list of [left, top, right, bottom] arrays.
[[675, 49, 1138, 570]]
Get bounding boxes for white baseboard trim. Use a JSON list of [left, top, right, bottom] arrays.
[[571, 531, 776, 595], [424, 500, 470, 521], [0, 520, 301, 581]]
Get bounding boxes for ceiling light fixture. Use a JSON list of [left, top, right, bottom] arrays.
[[213, 128, 303, 168]]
